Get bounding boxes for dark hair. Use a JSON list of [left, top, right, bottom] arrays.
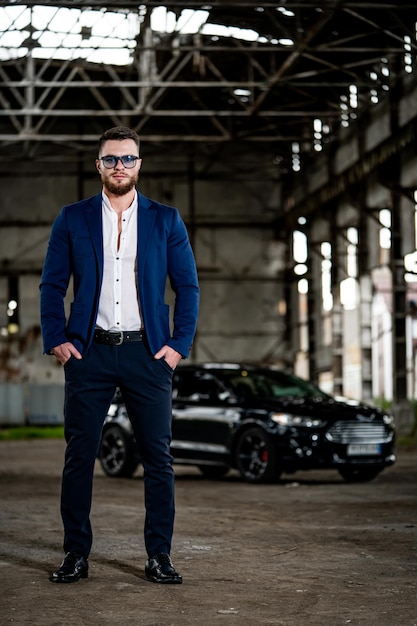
[[98, 126, 140, 155]]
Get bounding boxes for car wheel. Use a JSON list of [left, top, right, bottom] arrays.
[[99, 425, 139, 478], [235, 426, 280, 483], [198, 465, 229, 479], [338, 467, 381, 483]]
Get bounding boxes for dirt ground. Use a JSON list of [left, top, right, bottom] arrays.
[[0, 440, 416, 626]]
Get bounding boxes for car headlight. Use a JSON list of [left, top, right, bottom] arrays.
[[272, 413, 326, 428], [382, 414, 395, 426]]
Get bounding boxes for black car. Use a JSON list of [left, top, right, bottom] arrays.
[[98, 363, 396, 483]]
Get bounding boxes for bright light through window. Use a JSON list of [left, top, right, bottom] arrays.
[[0, 5, 289, 64], [340, 277, 358, 310], [298, 278, 308, 295], [313, 118, 323, 152], [0, 5, 140, 64], [294, 264, 308, 275], [293, 230, 307, 263], [379, 209, 391, 250], [405, 190, 417, 282], [321, 242, 333, 311], [151, 7, 209, 34], [292, 142, 301, 172], [415, 190, 417, 249], [404, 35, 413, 73], [349, 84, 358, 108], [347, 227, 358, 277]]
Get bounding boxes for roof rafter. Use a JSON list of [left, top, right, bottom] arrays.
[[0, 1, 415, 169]]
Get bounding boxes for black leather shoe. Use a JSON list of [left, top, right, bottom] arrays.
[[145, 553, 182, 584], [50, 552, 89, 583]]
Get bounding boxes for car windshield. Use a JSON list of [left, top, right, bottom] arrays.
[[218, 369, 329, 400]]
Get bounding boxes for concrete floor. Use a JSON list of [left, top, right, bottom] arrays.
[[0, 439, 416, 626]]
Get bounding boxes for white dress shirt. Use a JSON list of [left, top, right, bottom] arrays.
[[96, 192, 142, 331]]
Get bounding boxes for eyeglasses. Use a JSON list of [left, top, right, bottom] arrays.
[[99, 155, 139, 169]]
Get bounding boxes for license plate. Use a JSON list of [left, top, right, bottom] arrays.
[[347, 443, 382, 456]]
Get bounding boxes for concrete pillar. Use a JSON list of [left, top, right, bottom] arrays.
[[387, 68, 414, 433], [358, 206, 373, 401], [391, 188, 408, 403], [305, 226, 318, 383], [331, 294, 343, 396], [330, 219, 343, 396], [359, 273, 373, 400], [388, 69, 408, 405]]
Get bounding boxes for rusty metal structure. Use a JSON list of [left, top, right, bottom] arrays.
[[1, 2, 417, 425], [0, 1, 415, 166]]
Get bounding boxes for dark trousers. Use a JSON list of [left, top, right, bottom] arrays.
[[61, 339, 175, 558]]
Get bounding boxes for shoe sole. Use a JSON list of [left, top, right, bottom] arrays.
[[50, 572, 88, 583], [145, 574, 182, 584]]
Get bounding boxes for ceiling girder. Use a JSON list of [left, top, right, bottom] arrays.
[[0, 1, 416, 167]]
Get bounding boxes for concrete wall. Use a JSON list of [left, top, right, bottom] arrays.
[[0, 383, 65, 425], [0, 144, 287, 425], [2, 73, 417, 427]]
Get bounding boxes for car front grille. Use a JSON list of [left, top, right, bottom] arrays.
[[325, 420, 390, 444]]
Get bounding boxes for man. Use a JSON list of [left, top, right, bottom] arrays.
[[40, 126, 199, 584]]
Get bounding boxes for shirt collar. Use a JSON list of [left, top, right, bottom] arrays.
[[101, 191, 138, 216]]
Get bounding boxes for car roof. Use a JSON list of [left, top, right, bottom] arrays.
[[178, 363, 282, 372]]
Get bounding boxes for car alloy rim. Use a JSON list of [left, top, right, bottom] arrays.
[[101, 430, 126, 473], [238, 432, 268, 478]]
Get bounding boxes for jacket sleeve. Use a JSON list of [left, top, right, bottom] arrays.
[[166, 209, 200, 358], [39, 208, 72, 354]]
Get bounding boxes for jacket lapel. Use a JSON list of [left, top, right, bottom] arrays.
[[82, 191, 156, 284], [84, 193, 104, 275], [137, 192, 157, 280]]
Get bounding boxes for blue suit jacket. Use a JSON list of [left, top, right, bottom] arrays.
[[40, 191, 199, 358]]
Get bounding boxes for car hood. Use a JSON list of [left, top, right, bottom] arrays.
[[243, 395, 385, 422]]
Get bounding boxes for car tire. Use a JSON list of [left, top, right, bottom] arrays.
[[235, 426, 280, 483], [198, 465, 229, 479], [99, 425, 140, 478], [338, 467, 382, 483]]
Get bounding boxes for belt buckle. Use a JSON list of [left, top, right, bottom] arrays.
[[114, 331, 124, 345]]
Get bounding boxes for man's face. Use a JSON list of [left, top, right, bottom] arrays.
[[96, 138, 142, 196]]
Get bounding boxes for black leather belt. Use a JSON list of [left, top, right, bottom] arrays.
[[94, 329, 145, 345]]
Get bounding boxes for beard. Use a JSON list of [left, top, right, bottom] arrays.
[[104, 173, 138, 196]]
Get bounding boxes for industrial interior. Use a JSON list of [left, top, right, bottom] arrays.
[[0, 1, 417, 431]]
